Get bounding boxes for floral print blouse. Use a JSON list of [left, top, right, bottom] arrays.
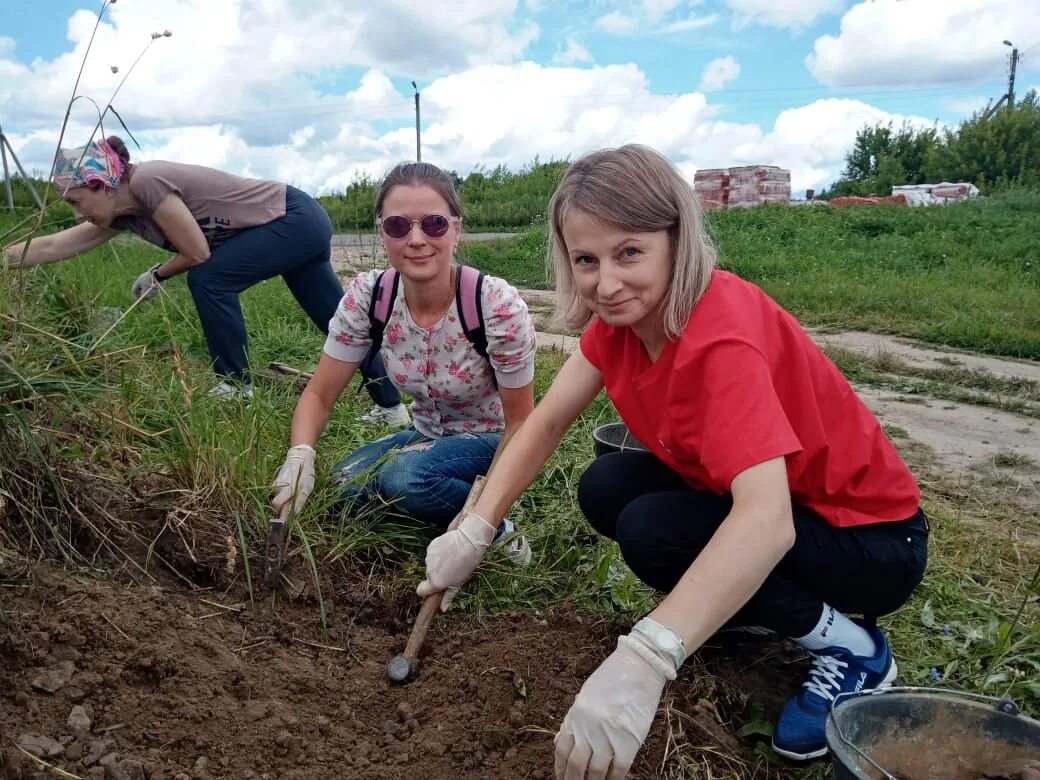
[[324, 268, 537, 438]]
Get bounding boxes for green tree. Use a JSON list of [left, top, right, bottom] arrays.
[[926, 90, 1040, 190], [828, 122, 940, 196]]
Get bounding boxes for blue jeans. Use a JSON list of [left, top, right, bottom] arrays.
[[185, 185, 400, 408], [331, 428, 502, 529]]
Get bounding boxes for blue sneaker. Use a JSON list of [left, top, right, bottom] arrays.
[[772, 625, 897, 761]]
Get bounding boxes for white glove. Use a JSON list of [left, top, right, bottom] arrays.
[[416, 511, 497, 611], [270, 444, 316, 513], [131, 264, 165, 302], [554, 630, 677, 780]]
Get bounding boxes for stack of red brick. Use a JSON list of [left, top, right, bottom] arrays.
[[694, 166, 791, 211]]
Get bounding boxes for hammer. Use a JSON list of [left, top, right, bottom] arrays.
[[387, 475, 487, 683]]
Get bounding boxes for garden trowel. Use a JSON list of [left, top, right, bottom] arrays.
[[262, 502, 291, 589]]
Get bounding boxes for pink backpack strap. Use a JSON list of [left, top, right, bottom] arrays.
[[454, 264, 490, 364], [367, 268, 400, 350]]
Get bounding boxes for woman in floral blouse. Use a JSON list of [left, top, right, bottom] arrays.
[[271, 161, 536, 545]]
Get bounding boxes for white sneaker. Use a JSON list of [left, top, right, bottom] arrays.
[[357, 403, 411, 427], [494, 518, 532, 566], [208, 381, 254, 400]]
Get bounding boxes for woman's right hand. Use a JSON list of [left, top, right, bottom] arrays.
[[270, 444, 317, 512]]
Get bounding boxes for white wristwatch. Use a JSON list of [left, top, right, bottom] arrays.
[[631, 617, 687, 672]]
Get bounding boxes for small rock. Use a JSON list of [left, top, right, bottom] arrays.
[[243, 701, 269, 723], [508, 709, 525, 727], [107, 758, 146, 780], [405, 718, 420, 734], [66, 686, 88, 702], [193, 756, 208, 774], [395, 702, 413, 722], [274, 731, 292, 748], [30, 660, 76, 694], [68, 704, 93, 733], [505, 747, 518, 759], [315, 715, 331, 733], [83, 739, 116, 767], [426, 741, 448, 757], [65, 742, 85, 761], [98, 752, 118, 770], [17, 734, 64, 758]]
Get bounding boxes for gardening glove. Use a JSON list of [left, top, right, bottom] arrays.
[[270, 444, 317, 513], [416, 511, 497, 611], [554, 627, 679, 780], [130, 264, 165, 302]]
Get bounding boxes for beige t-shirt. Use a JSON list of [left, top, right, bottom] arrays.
[[112, 161, 287, 250]]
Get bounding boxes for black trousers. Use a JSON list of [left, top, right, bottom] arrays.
[[578, 451, 929, 638]]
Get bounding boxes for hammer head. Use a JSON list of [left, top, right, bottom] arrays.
[[387, 654, 419, 683]]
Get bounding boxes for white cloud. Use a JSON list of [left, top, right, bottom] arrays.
[[596, 11, 640, 34], [659, 14, 720, 33], [0, 0, 539, 140], [808, 0, 1040, 87], [699, 56, 740, 91], [736, 98, 937, 193], [644, 0, 683, 20], [554, 37, 593, 65], [726, 0, 843, 31]]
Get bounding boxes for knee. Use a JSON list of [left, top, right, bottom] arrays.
[[186, 267, 211, 296], [577, 455, 624, 537], [375, 462, 441, 521], [614, 496, 711, 592]]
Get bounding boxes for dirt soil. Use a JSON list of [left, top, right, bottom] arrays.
[[1, 568, 802, 779]]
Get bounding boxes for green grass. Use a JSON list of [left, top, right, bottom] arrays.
[[1, 196, 1038, 770], [464, 189, 1040, 360]]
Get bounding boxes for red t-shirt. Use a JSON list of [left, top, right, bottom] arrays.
[[579, 270, 920, 528]]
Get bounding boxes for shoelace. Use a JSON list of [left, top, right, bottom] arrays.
[[803, 653, 849, 701]]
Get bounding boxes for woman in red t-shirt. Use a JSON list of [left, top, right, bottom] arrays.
[[416, 144, 928, 776]]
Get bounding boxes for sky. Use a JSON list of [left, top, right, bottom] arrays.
[[1, 0, 1038, 197]]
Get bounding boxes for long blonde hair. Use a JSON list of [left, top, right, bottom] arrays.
[[548, 144, 716, 338]]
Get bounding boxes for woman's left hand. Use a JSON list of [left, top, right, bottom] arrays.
[[554, 632, 674, 780], [131, 264, 165, 301]]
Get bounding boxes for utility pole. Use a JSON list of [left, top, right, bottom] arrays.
[[411, 81, 422, 162], [1003, 40, 1019, 108], [0, 120, 44, 211]]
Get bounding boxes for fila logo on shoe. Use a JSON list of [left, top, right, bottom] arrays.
[[854, 672, 868, 692], [820, 607, 835, 638]]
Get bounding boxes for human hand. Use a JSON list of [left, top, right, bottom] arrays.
[[554, 631, 677, 780], [130, 264, 165, 301], [416, 511, 497, 611], [270, 444, 317, 513]]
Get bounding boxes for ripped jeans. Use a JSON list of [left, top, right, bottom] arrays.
[[331, 428, 502, 529]]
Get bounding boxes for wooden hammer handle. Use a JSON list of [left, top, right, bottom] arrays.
[[403, 475, 487, 658]]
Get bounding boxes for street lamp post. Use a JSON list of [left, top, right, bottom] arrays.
[[1003, 40, 1018, 109], [411, 81, 422, 162]]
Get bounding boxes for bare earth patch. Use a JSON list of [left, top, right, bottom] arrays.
[[0, 568, 798, 779]]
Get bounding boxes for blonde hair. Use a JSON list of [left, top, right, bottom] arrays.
[[547, 144, 716, 338]]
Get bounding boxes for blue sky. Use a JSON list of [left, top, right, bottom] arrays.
[[1, 1, 1038, 194]]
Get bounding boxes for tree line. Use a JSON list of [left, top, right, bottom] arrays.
[[823, 90, 1040, 198]]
